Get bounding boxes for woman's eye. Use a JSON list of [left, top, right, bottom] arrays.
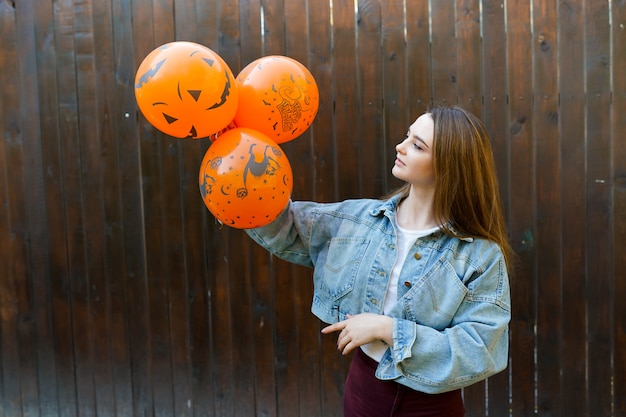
[[413, 143, 423, 150]]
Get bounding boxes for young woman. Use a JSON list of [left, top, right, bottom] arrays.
[[245, 106, 513, 417]]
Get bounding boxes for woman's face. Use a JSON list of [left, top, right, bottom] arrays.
[[392, 113, 435, 189]]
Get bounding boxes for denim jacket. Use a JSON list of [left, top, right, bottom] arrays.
[[245, 195, 511, 394]]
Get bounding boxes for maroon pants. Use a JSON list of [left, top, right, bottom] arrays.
[[343, 348, 465, 417]]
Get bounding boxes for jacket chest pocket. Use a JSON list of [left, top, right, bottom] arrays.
[[316, 237, 370, 301], [400, 259, 468, 330]]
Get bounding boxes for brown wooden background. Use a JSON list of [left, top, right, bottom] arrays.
[[1, 0, 625, 416]]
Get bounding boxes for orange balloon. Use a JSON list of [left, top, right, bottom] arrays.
[[134, 41, 238, 139], [199, 128, 293, 228], [234, 55, 319, 143]]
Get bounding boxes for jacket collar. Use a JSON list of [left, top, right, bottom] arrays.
[[370, 194, 474, 242], [368, 194, 403, 217]]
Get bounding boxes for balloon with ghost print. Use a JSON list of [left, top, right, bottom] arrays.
[[199, 128, 293, 228]]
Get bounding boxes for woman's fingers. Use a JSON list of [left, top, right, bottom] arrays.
[[322, 323, 352, 354], [336, 327, 359, 355], [321, 322, 342, 334]]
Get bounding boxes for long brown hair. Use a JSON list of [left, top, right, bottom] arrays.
[[388, 106, 514, 272]]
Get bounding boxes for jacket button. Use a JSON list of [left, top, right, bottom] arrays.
[[404, 281, 412, 288], [414, 252, 422, 260]]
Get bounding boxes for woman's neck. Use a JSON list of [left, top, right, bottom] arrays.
[[396, 190, 438, 231]]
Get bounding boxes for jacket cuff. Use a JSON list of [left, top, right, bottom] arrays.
[[391, 318, 417, 361]]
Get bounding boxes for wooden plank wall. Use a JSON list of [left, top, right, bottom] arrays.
[[0, 0, 624, 416]]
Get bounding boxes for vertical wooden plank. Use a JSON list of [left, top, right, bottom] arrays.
[[247, 3, 286, 414], [453, 2, 487, 415], [173, 0, 197, 40], [197, 2, 247, 416], [130, 0, 158, 415], [111, 0, 153, 413], [194, 1, 241, 416], [291, 264, 321, 417], [613, 1, 626, 414], [18, 1, 50, 377], [218, 0, 242, 70], [219, 228, 253, 417], [380, 0, 406, 195], [405, 0, 431, 121], [481, 0, 509, 209], [44, 2, 79, 417], [140, 1, 180, 416], [505, 1, 536, 415], [0, 4, 25, 416], [281, 1, 318, 415], [195, 0, 219, 51], [254, 0, 289, 416], [73, 0, 112, 416], [225, 229, 255, 417], [356, 0, 384, 198], [101, 0, 136, 414], [271, 254, 300, 417], [140, 107, 176, 417], [169, 3, 209, 417], [308, 1, 344, 415], [207, 229, 239, 417], [219, 1, 258, 415], [15, 1, 47, 416], [203, 224, 229, 417], [184, 2, 225, 416], [454, 0, 481, 116], [258, 0, 285, 55], [230, 1, 269, 416], [584, 0, 612, 415], [532, 1, 561, 415], [0, 8, 7, 406], [333, 0, 360, 199], [184, 156, 216, 414], [89, 0, 131, 415], [249, 239, 279, 417], [78, 0, 122, 414], [165, 181, 197, 417], [151, 98, 185, 412], [290, 1, 323, 414], [430, 0, 457, 104], [242, 11, 283, 417], [53, 0, 86, 415], [480, 2, 510, 413], [309, 0, 335, 202], [557, 0, 587, 415], [33, 0, 66, 415], [197, 1, 236, 415], [238, 0, 261, 66]]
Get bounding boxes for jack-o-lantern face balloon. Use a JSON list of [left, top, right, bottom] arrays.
[[199, 128, 293, 228], [234, 56, 319, 144], [135, 41, 238, 139]]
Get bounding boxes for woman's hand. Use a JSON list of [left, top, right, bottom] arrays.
[[321, 313, 393, 355]]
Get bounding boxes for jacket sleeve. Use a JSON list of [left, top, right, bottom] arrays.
[[379, 253, 511, 394], [244, 200, 320, 268]]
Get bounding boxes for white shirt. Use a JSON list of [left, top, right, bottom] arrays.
[[361, 223, 440, 362]]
